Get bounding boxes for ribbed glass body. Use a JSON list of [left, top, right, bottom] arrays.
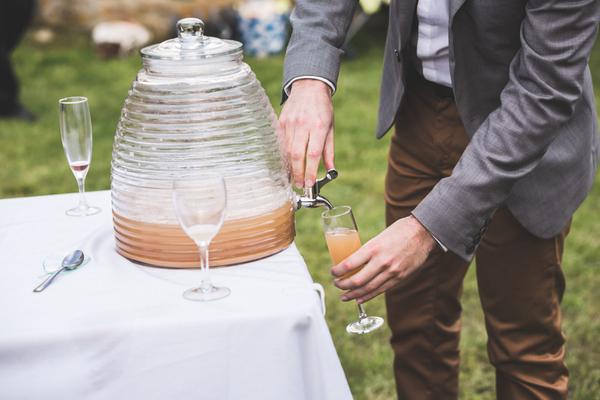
[[111, 23, 294, 268]]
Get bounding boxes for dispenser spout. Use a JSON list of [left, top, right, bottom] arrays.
[[315, 195, 334, 210], [294, 169, 338, 211]]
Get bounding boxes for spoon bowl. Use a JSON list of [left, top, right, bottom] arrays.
[[62, 250, 85, 270]]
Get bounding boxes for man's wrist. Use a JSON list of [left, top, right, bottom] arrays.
[[412, 212, 448, 252], [408, 215, 437, 254]]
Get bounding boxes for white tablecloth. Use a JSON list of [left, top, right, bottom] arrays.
[[0, 191, 351, 400]]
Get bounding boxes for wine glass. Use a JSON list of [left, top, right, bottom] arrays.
[[322, 205, 384, 334], [58, 97, 101, 216], [172, 173, 230, 301]]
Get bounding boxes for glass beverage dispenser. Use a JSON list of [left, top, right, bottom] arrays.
[[111, 18, 336, 268]]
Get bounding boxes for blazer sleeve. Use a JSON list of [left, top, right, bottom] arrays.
[[412, 0, 600, 261], [282, 0, 358, 100]]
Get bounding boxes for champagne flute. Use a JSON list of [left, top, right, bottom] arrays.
[[58, 97, 101, 216], [172, 173, 230, 301], [322, 206, 384, 335]]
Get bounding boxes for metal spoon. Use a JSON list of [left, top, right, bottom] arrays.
[[33, 250, 85, 293]]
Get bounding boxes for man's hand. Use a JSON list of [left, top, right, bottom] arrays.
[[279, 79, 334, 188], [332, 215, 437, 303]]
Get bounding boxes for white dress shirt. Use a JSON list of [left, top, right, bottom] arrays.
[[416, 0, 452, 87]]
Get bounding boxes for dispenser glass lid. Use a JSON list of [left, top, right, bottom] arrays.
[[141, 18, 242, 60]]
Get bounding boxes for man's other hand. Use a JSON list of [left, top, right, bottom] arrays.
[[279, 79, 334, 188], [332, 216, 437, 303]]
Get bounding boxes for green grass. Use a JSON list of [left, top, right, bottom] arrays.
[[2, 33, 600, 399]]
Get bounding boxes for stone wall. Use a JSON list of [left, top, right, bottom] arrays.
[[37, 0, 236, 38]]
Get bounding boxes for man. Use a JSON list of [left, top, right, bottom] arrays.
[[0, 0, 36, 121], [280, 0, 599, 399]]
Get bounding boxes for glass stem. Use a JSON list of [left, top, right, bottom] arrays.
[[357, 303, 368, 322], [76, 177, 88, 210], [198, 243, 213, 292]]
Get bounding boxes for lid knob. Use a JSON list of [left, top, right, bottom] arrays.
[[177, 18, 205, 49]]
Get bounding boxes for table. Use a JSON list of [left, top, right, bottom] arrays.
[[0, 191, 352, 400]]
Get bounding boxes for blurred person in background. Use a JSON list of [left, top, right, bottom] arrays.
[[280, 0, 599, 399], [0, 0, 36, 121]]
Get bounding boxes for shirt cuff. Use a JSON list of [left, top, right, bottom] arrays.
[[412, 212, 449, 253], [283, 76, 336, 97], [430, 231, 449, 252]]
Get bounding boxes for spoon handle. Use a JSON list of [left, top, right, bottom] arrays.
[[33, 267, 67, 293]]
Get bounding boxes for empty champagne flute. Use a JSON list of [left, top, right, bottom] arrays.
[[172, 173, 230, 301], [58, 96, 100, 216], [322, 205, 384, 334]]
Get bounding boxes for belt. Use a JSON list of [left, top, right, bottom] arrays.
[[409, 69, 455, 100]]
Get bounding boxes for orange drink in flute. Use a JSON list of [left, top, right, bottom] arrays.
[[325, 227, 362, 278], [321, 206, 384, 334]]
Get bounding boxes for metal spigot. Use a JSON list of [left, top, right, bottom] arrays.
[[295, 169, 338, 211]]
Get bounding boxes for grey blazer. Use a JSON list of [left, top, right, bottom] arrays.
[[283, 0, 600, 261]]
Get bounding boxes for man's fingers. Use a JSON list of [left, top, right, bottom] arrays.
[[278, 79, 334, 188], [356, 279, 398, 304], [331, 244, 372, 278], [289, 124, 309, 188], [322, 128, 335, 171], [334, 256, 385, 291], [276, 118, 289, 159], [339, 267, 391, 302], [304, 129, 327, 187]]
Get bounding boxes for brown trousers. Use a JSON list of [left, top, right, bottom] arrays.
[[384, 77, 570, 400]]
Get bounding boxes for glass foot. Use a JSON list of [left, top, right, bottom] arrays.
[[346, 315, 385, 335], [183, 285, 230, 302], [66, 206, 101, 217]]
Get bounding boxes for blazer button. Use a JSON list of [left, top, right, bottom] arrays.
[[465, 244, 475, 254], [394, 49, 401, 62]]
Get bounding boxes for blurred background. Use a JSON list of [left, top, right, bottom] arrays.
[[0, 1, 599, 399]]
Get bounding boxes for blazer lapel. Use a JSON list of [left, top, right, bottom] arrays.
[[396, 0, 418, 47], [451, 0, 468, 21]]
